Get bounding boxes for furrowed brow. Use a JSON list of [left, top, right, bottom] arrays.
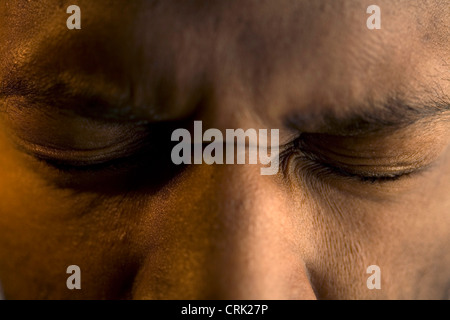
[[285, 96, 450, 136]]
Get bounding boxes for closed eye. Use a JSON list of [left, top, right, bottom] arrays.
[[298, 154, 419, 183], [291, 130, 445, 184]]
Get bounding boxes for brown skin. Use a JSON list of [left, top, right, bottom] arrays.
[[0, 0, 449, 299]]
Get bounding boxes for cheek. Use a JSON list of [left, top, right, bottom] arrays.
[[300, 158, 450, 299], [0, 123, 143, 298]]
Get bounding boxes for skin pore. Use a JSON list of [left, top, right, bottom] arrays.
[[0, 0, 449, 299]]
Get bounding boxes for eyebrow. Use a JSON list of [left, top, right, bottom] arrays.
[[285, 96, 450, 136], [1, 74, 449, 135], [0, 73, 163, 123]]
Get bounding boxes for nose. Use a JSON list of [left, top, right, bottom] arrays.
[[131, 163, 317, 299]]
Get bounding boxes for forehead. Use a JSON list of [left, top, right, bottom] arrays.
[[0, 0, 448, 123]]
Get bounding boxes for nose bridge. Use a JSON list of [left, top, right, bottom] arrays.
[[133, 163, 316, 299], [209, 165, 315, 299]]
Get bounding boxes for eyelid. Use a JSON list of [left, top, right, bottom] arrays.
[[12, 131, 150, 167], [303, 155, 419, 183], [3, 100, 151, 150], [298, 144, 420, 181], [35, 151, 145, 173], [293, 134, 434, 183]]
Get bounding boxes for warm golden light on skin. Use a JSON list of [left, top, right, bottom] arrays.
[[0, 0, 449, 300]]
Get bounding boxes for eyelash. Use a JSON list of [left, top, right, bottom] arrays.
[[34, 147, 155, 174], [37, 156, 131, 173], [304, 157, 408, 183]]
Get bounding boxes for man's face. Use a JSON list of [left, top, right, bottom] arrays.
[[0, 0, 448, 299]]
